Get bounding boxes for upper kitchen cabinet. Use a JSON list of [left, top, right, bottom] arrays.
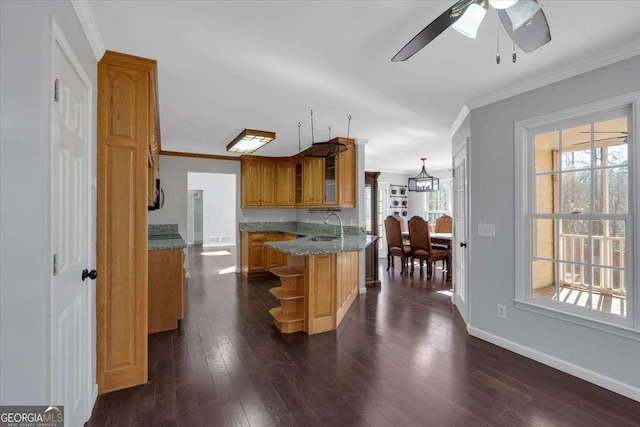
[[241, 157, 276, 207], [293, 156, 304, 206], [276, 158, 294, 207], [303, 157, 324, 206], [97, 51, 159, 393], [323, 155, 337, 205], [336, 138, 356, 208], [240, 138, 356, 208]]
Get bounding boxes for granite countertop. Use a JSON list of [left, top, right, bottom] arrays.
[[238, 221, 365, 236], [241, 221, 376, 255], [148, 224, 187, 251], [265, 234, 377, 256]]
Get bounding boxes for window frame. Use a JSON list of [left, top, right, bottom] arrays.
[[515, 91, 640, 340], [424, 179, 452, 223]]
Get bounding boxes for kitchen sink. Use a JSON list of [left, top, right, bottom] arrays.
[[308, 236, 339, 242]]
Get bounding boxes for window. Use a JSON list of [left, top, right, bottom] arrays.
[[425, 180, 451, 225], [516, 92, 638, 333]]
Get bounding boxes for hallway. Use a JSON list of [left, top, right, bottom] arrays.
[[87, 246, 640, 426]]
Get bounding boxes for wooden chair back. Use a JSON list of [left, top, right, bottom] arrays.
[[435, 215, 453, 233], [408, 216, 433, 256], [392, 214, 406, 233], [384, 215, 404, 250]]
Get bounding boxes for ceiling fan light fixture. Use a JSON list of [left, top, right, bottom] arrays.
[[452, 2, 488, 39], [226, 129, 276, 154], [489, 0, 518, 10], [504, 0, 541, 29]]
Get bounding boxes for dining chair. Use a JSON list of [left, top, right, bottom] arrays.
[[408, 216, 447, 279], [393, 213, 410, 245], [435, 215, 452, 233], [384, 215, 412, 274], [433, 214, 453, 252]]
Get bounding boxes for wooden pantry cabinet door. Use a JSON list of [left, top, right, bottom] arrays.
[[97, 51, 155, 393]]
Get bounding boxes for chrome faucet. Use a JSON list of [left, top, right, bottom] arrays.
[[324, 212, 344, 241]]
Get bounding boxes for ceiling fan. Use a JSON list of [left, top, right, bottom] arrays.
[[391, 0, 551, 62], [574, 131, 628, 147]]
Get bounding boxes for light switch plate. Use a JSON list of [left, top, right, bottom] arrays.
[[478, 223, 495, 237], [173, 195, 179, 202]]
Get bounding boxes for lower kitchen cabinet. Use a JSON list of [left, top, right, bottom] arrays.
[[240, 231, 296, 277], [148, 249, 185, 333]]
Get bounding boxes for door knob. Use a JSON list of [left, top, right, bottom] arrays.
[[82, 269, 98, 281], [460, 242, 467, 248]]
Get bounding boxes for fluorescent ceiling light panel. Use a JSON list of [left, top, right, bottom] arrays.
[[452, 3, 487, 39], [226, 129, 276, 154]]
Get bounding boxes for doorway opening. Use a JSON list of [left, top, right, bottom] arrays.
[[187, 172, 237, 275]]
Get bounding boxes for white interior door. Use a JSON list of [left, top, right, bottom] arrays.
[[51, 24, 92, 426], [453, 142, 469, 325]]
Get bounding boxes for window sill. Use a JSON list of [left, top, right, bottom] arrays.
[[514, 299, 640, 342]]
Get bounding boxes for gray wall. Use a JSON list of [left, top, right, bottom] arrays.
[[0, 1, 97, 404], [468, 55, 640, 392]]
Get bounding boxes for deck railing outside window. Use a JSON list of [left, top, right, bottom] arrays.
[[559, 232, 626, 295]]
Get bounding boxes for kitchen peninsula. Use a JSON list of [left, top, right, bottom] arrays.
[[239, 221, 376, 335]]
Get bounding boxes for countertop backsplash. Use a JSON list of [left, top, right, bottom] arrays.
[[149, 224, 180, 236]]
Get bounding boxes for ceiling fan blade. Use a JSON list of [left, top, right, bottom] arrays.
[[574, 136, 628, 146], [391, 1, 468, 62], [498, 0, 551, 53], [579, 131, 628, 134]]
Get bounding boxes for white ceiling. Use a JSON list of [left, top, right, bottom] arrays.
[[89, 1, 640, 174]]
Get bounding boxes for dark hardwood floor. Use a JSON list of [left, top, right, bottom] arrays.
[[87, 245, 640, 426]]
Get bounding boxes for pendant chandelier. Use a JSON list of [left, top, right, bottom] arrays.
[[408, 158, 439, 192]]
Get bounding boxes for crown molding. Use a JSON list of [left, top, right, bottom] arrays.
[[448, 105, 470, 138], [355, 138, 369, 146], [71, 0, 105, 61], [466, 40, 640, 111]]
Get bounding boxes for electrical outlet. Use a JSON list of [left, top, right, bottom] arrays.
[[497, 304, 507, 319], [173, 195, 179, 202]]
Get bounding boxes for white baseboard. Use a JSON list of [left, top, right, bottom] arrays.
[[359, 287, 367, 294], [86, 384, 98, 422], [203, 243, 236, 248], [468, 326, 640, 402]]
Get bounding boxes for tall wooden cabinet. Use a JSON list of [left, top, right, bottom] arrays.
[[97, 51, 157, 393]]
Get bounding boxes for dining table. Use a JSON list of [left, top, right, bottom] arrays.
[[402, 231, 453, 280]]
